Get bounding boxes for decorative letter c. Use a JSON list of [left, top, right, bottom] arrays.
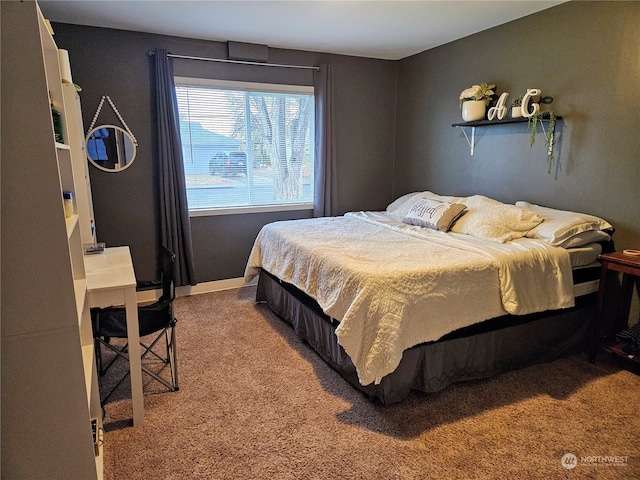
[[521, 88, 541, 118]]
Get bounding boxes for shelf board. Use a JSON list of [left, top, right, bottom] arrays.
[[81, 344, 95, 403], [452, 114, 562, 156], [65, 213, 79, 238], [74, 277, 87, 320], [452, 115, 562, 128]]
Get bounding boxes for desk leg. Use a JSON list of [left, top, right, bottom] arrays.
[[125, 286, 144, 426]]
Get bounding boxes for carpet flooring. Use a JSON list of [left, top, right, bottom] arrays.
[[101, 286, 640, 479]]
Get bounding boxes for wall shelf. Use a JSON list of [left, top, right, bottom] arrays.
[[452, 115, 562, 155], [2, 2, 102, 478]]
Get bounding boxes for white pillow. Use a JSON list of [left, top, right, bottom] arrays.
[[387, 191, 463, 218], [450, 196, 544, 243], [402, 198, 467, 231], [516, 201, 613, 247], [557, 230, 611, 249], [386, 192, 424, 217]]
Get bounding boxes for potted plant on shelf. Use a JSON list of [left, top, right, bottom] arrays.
[[510, 95, 524, 118], [528, 110, 558, 174], [459, 83, 496, 122]]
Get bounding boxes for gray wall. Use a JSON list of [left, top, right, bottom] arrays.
[[395, 0, 639, 251], [52, 24, 397, 281], [54, 0, 638, 284]]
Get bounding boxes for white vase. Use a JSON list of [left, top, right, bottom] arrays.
[[462, 100, 486, 122], [511, 106, 522, 118]]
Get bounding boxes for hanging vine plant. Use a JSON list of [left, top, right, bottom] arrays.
[[528, 110, 557, 174]]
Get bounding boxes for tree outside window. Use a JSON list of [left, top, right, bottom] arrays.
[[175, 80, 314, 212]]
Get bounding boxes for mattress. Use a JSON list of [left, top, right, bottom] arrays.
[[566, 243, 603, 297], [567, 242, 602, 267]]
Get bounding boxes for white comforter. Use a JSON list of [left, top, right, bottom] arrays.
[[244, 211, 574, 386]]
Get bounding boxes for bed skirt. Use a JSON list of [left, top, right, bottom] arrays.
[[256, 269, 596, 405]]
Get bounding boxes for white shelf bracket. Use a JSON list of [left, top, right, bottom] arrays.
[[459, 126, 476, 155], [536, 121, 555, 156], [453, 115, 560, 160], [538, 120, 547, 138]]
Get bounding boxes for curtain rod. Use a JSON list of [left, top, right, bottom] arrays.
[[148, 50, 320, 71]]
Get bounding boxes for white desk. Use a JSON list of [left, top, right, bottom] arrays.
[[85, 246, 144, 426]]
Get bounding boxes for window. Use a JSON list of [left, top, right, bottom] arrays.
[[175, 77, 315, 215]]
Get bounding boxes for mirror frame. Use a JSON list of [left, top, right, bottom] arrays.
[[85, 124, 137, 173]]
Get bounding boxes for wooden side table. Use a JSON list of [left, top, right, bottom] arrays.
[[589, 251, 640, 363]]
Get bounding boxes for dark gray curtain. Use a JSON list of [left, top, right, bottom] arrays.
[[313, 64, 337, 217], [154, 48, 196, 286]]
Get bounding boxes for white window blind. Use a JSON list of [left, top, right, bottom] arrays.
[[175, 77, 315, 214]]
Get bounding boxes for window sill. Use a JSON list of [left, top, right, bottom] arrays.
[[189, 203, 313, 217]]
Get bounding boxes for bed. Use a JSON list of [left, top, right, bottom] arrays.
[[245, 192, 614, 404]]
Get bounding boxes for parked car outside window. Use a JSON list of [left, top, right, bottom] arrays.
[[209, 151, 247, 177]]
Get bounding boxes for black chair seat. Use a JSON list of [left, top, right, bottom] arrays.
[[91, 246, 179, 405], [92, 298, 174, 338]]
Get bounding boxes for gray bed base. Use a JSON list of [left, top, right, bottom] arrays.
[[256, 269, 596, 405]]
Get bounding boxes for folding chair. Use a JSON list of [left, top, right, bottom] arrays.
[[92, 246, 179, 404]]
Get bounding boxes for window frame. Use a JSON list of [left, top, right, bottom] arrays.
[[174, 76, 315, 217]]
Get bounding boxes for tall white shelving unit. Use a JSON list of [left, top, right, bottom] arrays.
[[1, 1, 103, 478]]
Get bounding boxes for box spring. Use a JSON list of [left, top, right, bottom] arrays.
[[256, 268, 598, 405]]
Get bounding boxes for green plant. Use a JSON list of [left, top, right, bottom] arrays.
[[528, 110, 557, 174], [459, 83, 496, 107], [511, 95, 524, 108]]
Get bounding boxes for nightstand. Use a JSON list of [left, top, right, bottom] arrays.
[[589, 251, 640, 363]]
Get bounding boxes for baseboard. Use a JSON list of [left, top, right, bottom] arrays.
[[136, 277, 257, 303], [177, 277, 257, 297]]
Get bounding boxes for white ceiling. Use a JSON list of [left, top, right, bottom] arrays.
[[39, 0, 565, 61]]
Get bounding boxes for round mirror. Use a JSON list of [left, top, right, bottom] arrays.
[[86, 125, 137, 172]]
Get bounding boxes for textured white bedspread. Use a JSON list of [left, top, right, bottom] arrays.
[[244, 212, 574, 386]]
